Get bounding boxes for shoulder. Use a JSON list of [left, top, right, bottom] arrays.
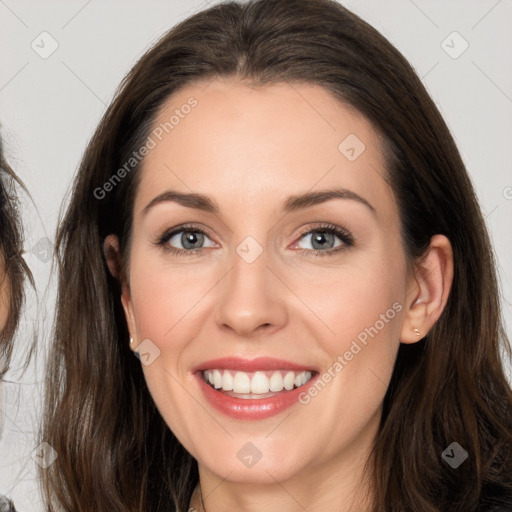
[[0, 495, 16, 512]]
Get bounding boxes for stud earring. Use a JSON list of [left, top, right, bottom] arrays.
[[414, 328, 421, 337], [129, 337, 134, 345]]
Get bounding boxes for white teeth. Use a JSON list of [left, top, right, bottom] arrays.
[[202, 369, 314, 395], [269, 371, 284, 392], [221, 370, 233, 391], [233, 371, 251, 393], [251, 372, 270, 394], [283, 371, 295, 390], [213, 369, 223, 389]]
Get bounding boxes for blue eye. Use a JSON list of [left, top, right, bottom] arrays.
[[157, 222, 354, 257], [158, 224, 216, 255], [294, 224, 354, 256]]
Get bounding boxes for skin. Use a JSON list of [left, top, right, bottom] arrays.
[[105, 77, 453, 512], [0, 256, 11, 435], [0, 255, 10, 331]]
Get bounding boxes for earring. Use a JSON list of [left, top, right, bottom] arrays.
[[414, 328, 421, 337], [129, 337, 134, 344]]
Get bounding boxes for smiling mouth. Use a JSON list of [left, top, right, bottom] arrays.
[[201, 369, 316, 399]]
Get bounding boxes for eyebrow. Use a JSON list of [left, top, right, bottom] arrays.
[[142, 187, 376, 216]]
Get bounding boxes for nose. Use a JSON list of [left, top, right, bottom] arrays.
[[215, 243, 288, 338]]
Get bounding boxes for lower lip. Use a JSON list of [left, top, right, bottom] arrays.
[[195, 372, 318, 420]]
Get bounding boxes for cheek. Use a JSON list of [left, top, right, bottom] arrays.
[[128, 253, 215, 345], [329, 270, 402, 349], [290, 253, 404, 413], [126, 249, 220, 418], [292, 249, 404, 347]]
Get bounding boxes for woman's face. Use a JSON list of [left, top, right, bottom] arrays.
[[118, 77, 420, 484]]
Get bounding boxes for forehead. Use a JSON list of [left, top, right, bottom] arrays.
[[135, 77, 396, 222]]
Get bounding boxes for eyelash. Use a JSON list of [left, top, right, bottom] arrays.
[[156, 222, 354, 257], [295, 223, 354, 257]]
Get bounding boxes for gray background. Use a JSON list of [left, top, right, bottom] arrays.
[[1, 0, 511, 509]]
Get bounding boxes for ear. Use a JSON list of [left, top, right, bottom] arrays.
[[103, 234, 138, 351], [400, 234, 454, 343]]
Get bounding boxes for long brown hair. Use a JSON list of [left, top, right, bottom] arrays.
[[42, 0, 512, 510], [0, 134, 33, 378]]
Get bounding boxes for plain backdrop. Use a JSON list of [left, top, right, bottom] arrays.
[[0, 0, 511, 509]]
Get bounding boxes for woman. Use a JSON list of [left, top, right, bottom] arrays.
[[0, 136, 32, 511], [42, 0, 512, 510]]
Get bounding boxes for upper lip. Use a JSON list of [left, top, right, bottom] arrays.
[[192, 357, 318, 373]]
